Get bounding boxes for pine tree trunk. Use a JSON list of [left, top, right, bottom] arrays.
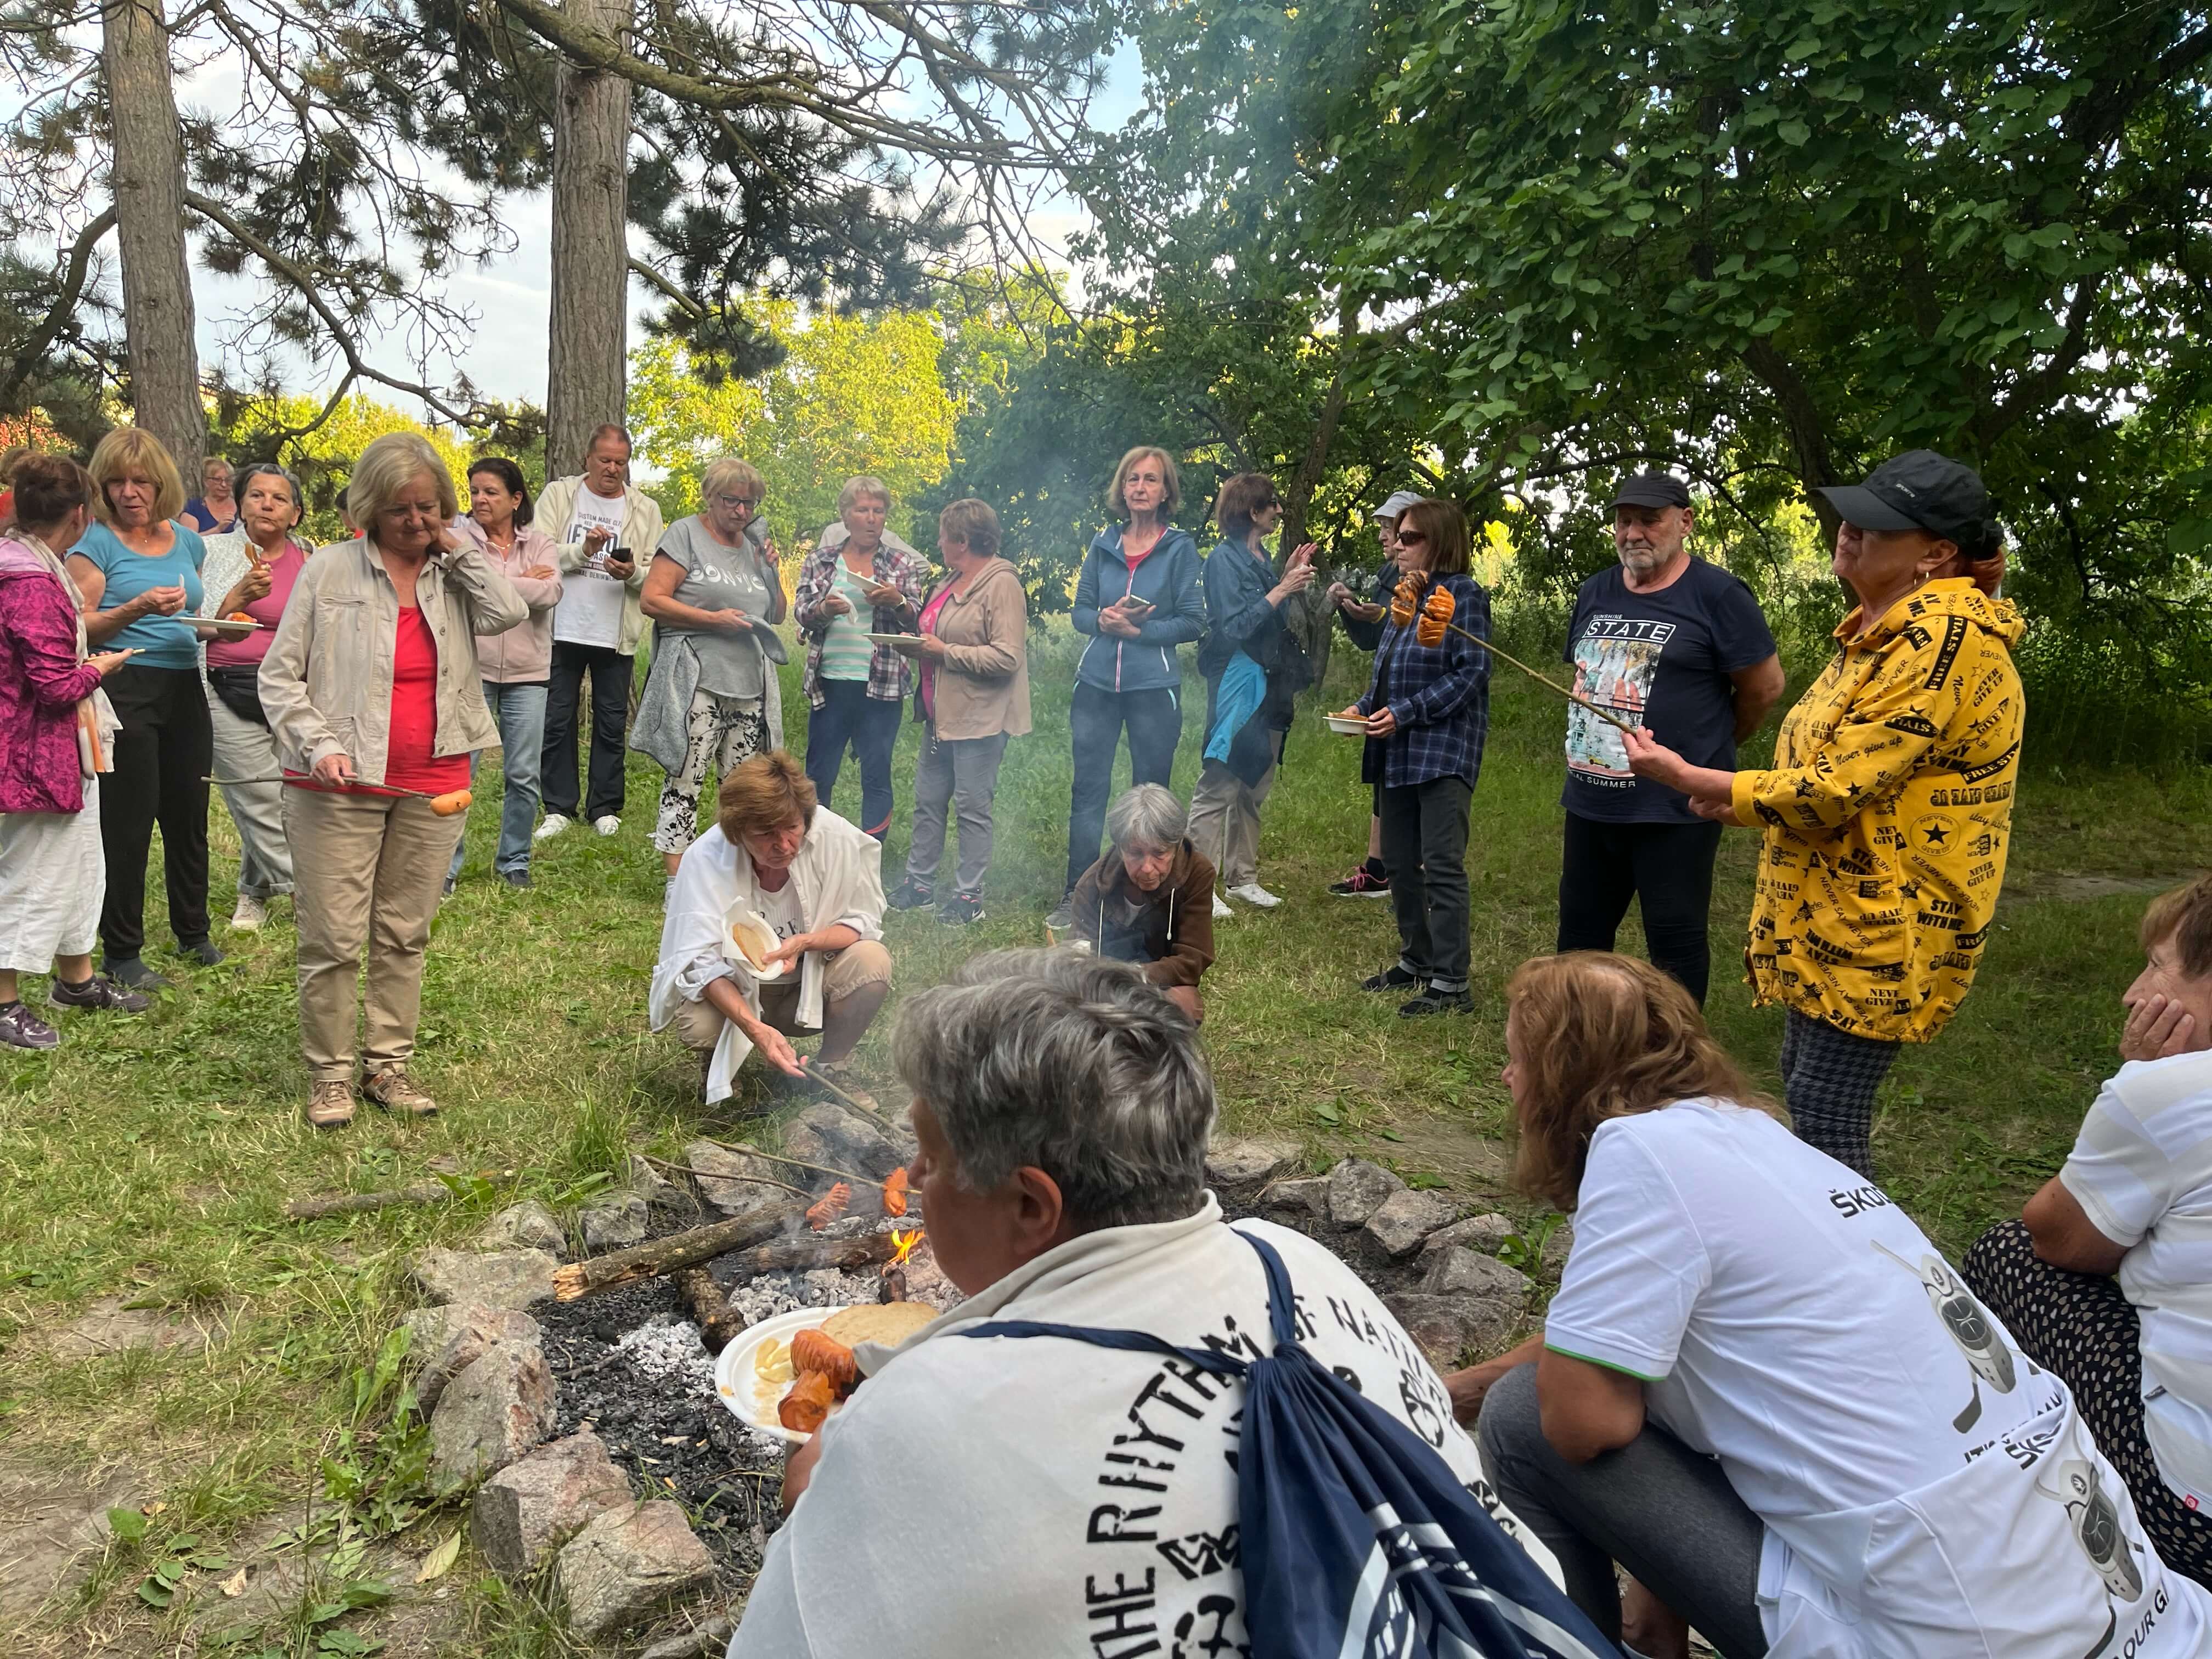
[[101, 0, 202, 477], [546, 0, 632, 473]]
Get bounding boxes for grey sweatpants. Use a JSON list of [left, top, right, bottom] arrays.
[[903, 730, 1008, 898], [1187, 733, 1282, 890], [1477, 1363, 1769, 1657]]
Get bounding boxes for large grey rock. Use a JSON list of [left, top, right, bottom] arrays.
[[1542, 1218, 1575, 1272], [578, 1190, 650, 1254], [1263, 1175, 1332, 1221], [477, 1201, 566, 1256], [1385, 1293, 1517, 1370], [430, 1338, 556, 1489], [1419, 1212, 1515, 1260], [627, 1155, 695, 1218], [471, 1429, 632, 1577], [685, 1140, 788, 1218], [1362, 1189, 1461, 1258], [555, 1500, 716, 1641], [1327, 1158, 1405, 1228], [413, 1304, 542, 1413], [640, 1616, 736, 1659], [411, 1247, 558, 1310], [1204, 1137, 1302, 1194], [1421, 1247, 1533, 1301], [780, 1100, 905, 1182]]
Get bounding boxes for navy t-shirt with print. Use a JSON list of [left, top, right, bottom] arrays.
[[1559, 558, 1775, 824]]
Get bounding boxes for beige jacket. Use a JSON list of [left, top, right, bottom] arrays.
[[919, 557, 1031, 741], [259, 535, 528, 785], [537, 475, 663, 654]]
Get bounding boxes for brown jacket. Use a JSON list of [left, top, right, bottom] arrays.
[[1069, 840, 1216, 988], [917, 557, 1031, 741]]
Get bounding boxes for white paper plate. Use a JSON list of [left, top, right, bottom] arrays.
[[863, 631, 919, 646], [714, 1305, 855, 1444], [1323, 713, 1368, 735], [723, 904, 791, 981]]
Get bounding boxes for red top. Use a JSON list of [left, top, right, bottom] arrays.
[[916, 582, 956, 723], [205, 541, 308, 670], [384, 606, 469, 793]]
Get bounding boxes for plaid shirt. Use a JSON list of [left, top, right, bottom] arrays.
[[1356, 572, 1492, 788], [793, 533, 933, 709]]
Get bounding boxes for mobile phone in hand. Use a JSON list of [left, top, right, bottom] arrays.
[[1119, 596, 1155, 617]]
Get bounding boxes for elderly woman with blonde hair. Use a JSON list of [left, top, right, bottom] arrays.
[[259, 432, 526, 1127], [633, 455, 787, 876], [793, 475, 929, 840], [1448, 952, 2211, 1659], [64, 427, 218, 991]]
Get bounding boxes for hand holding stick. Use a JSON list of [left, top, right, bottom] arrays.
[[1393, 574, 1635, 736]]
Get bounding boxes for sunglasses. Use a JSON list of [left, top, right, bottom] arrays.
[[1397, 530, 1430, 546]]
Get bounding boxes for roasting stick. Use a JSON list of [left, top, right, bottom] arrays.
[[1377, 583, 1639, 737], [206, 774, 475, 814], [689, 1138, 904, 1198], [795, 1059, 909, 1141]]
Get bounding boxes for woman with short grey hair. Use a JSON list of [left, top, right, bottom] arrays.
[[733, 946, 1499, 1658], [199, 461, 314, 930], [1064, 782, 1216, 1022]]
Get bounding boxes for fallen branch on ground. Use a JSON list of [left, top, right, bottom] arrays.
[[550, 1201, 808, 1301], [284, 1182, 453, 1220]]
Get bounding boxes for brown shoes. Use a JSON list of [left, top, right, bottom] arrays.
[[362, 1068, 439, 1117], [306, 1080, 356, 1128]]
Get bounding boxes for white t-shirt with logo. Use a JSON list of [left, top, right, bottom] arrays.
[[2061, 1051, 2212, 1509], [552, 486, 633, 647], [1547, 1098, 2211, 1659]]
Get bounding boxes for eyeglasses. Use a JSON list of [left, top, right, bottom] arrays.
[[714, 494, 763, 509], [1397, 530, 1429, 546]]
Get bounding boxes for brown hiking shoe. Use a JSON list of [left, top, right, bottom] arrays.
[[362, 1068, 438, 1117], [306, 1080, 356, 1128], [807, 1059, 883, 1117]]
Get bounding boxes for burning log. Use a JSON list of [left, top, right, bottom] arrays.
[[549, 1200, 807, 1301], [675, 1265, 747, 1355], [714, 1231, 900, 1277]]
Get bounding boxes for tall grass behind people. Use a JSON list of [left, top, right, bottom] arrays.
[[883, 499, 1030, 927], [1190, 471, 1315, 918], [634, 456, 787, 879], [1351, 496, 1491, 1017], [259, 431, 527, 1127], [1555, 473, 1782, 1005], [1324, 487, 1422, 899], [1046, 445, 1207, 932], [793, 475, 929, 842], [1623, 449, 2022, 1178], [198, 462, 315, 931], [1455, 952, 2212, 1659], [442, 457, 565, 895], [1963, 876, 2212, 1589], [0, 454, 151, 1049], [1065, 783, 1215, 1023], [535, 423, 658, 840], [65, 427, 220, 992], [651, 750, 891, 1111]]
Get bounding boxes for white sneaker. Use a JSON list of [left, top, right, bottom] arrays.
[[534, 813, 572, 842], [593, 815, 621, 836], [228, 895, 267, 932], [1211, 891, 1234, 919], [1229, 883, 1282, 909]]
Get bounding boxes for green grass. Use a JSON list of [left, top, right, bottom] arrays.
[[1, 617, 2207, 1650]]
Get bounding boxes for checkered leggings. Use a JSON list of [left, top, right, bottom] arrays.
[[1779, 1008, 1900, 1179], [1963, 1219, 2212, 1589]]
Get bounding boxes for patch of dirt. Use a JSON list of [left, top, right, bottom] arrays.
[[1351, 1118, 1518, 1198], [42, 1298, 227, 1363], [0, 1454, 144, 1634], [2007, 869, 2204, 903]]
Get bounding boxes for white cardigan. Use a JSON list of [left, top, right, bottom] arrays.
[[649, 812, 885, 1102]]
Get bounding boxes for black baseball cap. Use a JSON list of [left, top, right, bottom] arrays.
[[1611, 472, 1692, 510], [1818, 450, 1988, 541]]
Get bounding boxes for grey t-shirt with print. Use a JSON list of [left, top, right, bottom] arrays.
[[658, 515, 775, 699]]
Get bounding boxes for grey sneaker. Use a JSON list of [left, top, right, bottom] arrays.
[[177, 938, 225, 967], [362, 1068, 439, 1116], [1044, 899, 1076, 934], [49, 974, 151, 1015], [105, 957, 173, 993], [0, 1002, 59, 1051], [306, 1079, 356, 1128]]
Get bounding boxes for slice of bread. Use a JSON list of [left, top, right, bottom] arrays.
[[821, 1301, 937, 1348]]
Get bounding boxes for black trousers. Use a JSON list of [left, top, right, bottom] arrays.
[[1555, 812, 1725, 1005], [98, 664, 212, 963], [1376, 775, 1474, 992], [1064, 681, 1183, 893], [541, 641, 631, 821]]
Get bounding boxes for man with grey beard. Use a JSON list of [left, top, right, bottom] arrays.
[[1556, 472, 1783, 1003]]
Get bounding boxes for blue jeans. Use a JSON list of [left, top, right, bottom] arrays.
[[450, 681, 549, 881], [805, 678, 901, 839]]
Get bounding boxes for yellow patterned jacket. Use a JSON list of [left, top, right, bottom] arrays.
[[1730, 578, 2026, 1043]]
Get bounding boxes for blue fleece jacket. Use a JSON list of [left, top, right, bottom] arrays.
[[1071, 523, 1206, 693]]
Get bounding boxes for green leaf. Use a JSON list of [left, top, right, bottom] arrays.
[[1775, 120, 1810, 147], [136, 1578, 174, 1609], [1312, 1102, 1341, 1125], [1623, 201, 1654, 222], [106, 1507, 148, 1544], [414, 1532, 462, 1584]]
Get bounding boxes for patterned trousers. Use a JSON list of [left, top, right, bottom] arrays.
[[653, 690, 769, 855], [1779, 1007, 1900, 1179], [1963, 1219, 2212, 1588]]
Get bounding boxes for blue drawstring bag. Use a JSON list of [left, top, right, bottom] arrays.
[[960, 1228, 1618, 1659]]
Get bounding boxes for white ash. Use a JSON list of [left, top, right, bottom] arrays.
[[611, 1314, 718, 1391]]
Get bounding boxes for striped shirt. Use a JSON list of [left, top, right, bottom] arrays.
[[2059, 1049, 2212, 1506]]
